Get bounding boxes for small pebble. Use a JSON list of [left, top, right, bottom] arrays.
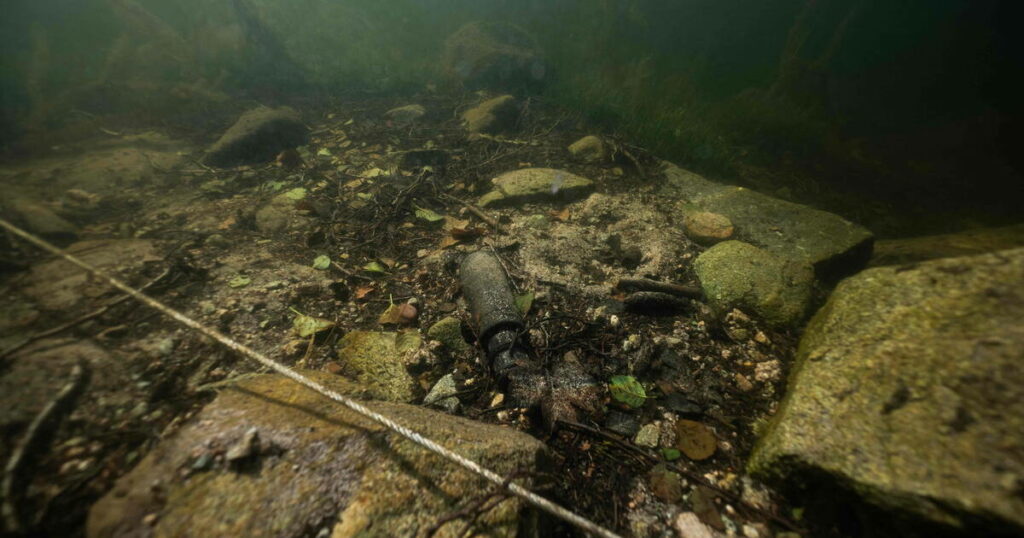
[[143, 513, 158, 526]]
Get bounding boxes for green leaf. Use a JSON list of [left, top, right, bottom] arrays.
[[514, 291, 534, 316], [283, 187, 307, 200], [661, 448, 681, 461], [312, 255, 331, 270], [363, 261, 387, 273], [266, 180, 286, 191], [414, 207, 444, 222], [316, 148, 333, 157], [291, 311, 334, 338], [228, 275, 251, 288], [609, 375, 646, 408]]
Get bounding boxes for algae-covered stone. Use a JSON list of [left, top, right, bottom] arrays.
[[337, 330, 422, 403], [478, 168, 593, 208], [662, 163, 873, 279], [461, 95, 518, 135], [869, 223, 1024, 267], [87, 371, 545, 538], [204, 106, 308, 167], [442, 22, 544, 91], [423, 373, 460, 413], [384, 104, 426, 124], [693, 241, 813, 328], [749, 247, 1024, 535], [427, 317, 470, 353], [254, 190, 314, 234], [568, 135, 608, 163], [683, 211, 733, 245]]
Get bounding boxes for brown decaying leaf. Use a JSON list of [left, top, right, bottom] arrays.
[[549, 208, 571, 222], [378, 303, 418, 325], [675, 419, 717, 461], [353, 285, 374, 300], [450, 226, 486, 241]]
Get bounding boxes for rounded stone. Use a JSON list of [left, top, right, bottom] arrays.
[[683, 211, 734, 245]]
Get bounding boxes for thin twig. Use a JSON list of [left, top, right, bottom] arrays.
[[2, 362, 88, 534], [0, 267, 172, 359], [557, 419, 803, 533], [615, 278, 703, 300], [440, 193, 499, 230]]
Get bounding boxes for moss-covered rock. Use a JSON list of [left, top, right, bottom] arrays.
[[663, 163, 873, 279], [204, 106, 308, 167], [442, 22, 544, 91], [478, 168, 593, 208], [693, 240, 813, 328], [427, 316, 470, 354], [749, 247, 1024, 535], [87, 371, 545, 538], [869, 223, 1024, 267], [461, 95, 518, 135], [337, 330, 422, 403], [567, 135, 608, 163]]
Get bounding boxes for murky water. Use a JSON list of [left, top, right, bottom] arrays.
[[2, 2, 1022, 537]]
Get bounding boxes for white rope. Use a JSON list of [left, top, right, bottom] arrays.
[[0, 218, 622, 538]]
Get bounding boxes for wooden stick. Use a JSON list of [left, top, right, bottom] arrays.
[[615, 278, 703, 300], [441, 193, 499, 230]]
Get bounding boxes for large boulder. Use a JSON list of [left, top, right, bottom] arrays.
[[442, 22, 545, 91], [87, 371, 546, 538], [478, 168, 593, 208], [3, 200, 78, 245], [869, 223, 1024, 267], [749, 247, 1024, 536], [693, 240, 814, 328], [204, 106, 308, 167], [662, 163, 873, 279]]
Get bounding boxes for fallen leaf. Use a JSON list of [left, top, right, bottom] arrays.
[[515, 292, 534, 316], [378, 303, 417, 325], [363, 261, 387, 273], [675, 419, 717, 461], [609, 375, 647, 409], [292, 311, 334, 338], [217, 216, 236, 230], [438, 236, 459, 250], [415, 207, 445, 222], [450, 226, 485, 241], [549, 208, 571, 222], [312, 255, 331, 270], [283, 187, 307, 200], [228, 275, 251, 288], [353, 285, 374, 300]]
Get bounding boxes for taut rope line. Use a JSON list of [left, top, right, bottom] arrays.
[[0, 217, 622, 538]]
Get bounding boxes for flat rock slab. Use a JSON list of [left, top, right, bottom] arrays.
[[478, 168, 593, 208], [870, 223, 1024, 267], [749, 247, 1024, 535], [204, 106, 308, 167], [662, 163, 873, 279], [87, 371, 545, 538], [19, 239, 161, 311]]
